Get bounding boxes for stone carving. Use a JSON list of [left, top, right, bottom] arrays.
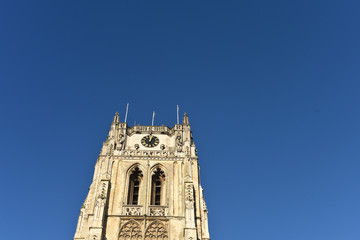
[[184, 183, 196, 228], [130, 166, 143, 179], [99, 182, 107, 199], [127, 125, 173, 136], [93, 182, 108, 221], [145, 221, 168, 240], [107, 144, 113, 155], [176, 136, 183, 152], [123, 150, 174, 158], [185, 146, 190, 156], [94, 197, 106, 220], [185, 183, 194, 209], [117, 134, 125, 150], [185, 184, 194, 202], [119, 221, 142, 240], [149, 206, 168, 216], [160, 144, 165, 150], [202, 196, 208, 211], [123, 206, 143, 216], [134, 144, 139, 150], [92, 235, 97, 240], [151, 166, 165, 178]]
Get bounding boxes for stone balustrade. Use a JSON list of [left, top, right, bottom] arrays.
[[149, 206, 168, 216], [123, 205, 143, 216], [122, 150, 175, 157]]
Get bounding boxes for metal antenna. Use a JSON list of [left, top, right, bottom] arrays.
[[124, 103, 129, 123], [152, 111, 156, 126], [177, 105, 179, 124]]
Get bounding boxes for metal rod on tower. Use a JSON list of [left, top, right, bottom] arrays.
[[177, 105, 179, 124], [124, 103, 129, 123], [152, 111, 155, 126]]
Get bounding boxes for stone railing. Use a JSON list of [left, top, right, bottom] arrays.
[[148, 206, 168, 216], [127, 125, 175, 136], [123, 205, 143, 216], [122, 150, 175, 158]]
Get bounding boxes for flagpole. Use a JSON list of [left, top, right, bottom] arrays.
[[177, 105, 179, 124], [124, 103, 129, 123], [152, 111, 155, 126]]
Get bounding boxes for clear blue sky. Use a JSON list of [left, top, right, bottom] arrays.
[[1, 1, 360, 239]]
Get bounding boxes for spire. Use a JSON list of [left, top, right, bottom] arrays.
[[182, 112, 190, 126], [113, 112, 119, 124]]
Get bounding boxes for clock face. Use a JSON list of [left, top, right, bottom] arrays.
[[141, 135, 159, 148]]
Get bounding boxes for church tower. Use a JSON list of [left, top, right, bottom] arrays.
[[74, 112, 210, 240]]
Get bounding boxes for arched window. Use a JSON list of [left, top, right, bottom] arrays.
[[127, 167, 143, 205], [145, 221, 168, 240], [119, 220, 142, 240], [150, 167, 165, 206]]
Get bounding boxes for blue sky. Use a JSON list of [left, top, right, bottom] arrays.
[[1, 0, 360, 239]]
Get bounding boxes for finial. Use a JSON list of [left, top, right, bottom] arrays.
[[182, 112, 189, 125], [113, 112, 120, 123]]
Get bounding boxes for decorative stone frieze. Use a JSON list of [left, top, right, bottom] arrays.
[[122, 150, 175, 157], [126, 125, 175, 136]]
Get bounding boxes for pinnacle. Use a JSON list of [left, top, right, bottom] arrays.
[[183, 112, 190, 125], [113, 112, 120, 123]]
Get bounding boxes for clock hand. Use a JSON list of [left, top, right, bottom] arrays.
[[149, 135, 152, 141]]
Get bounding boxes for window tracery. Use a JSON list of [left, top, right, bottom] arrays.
[[150, 167, 165, 206], [145, 221, 168, 240], [119, 221, 142, 240], [127, 166, 143, 205]]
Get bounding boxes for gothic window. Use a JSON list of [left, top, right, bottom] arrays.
[[145, 221, 168, 240], [127, 167, 143, 205], [119, 221, 142, 240], [150, 167, 165, 206]]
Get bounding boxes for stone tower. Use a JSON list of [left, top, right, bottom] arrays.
[[74, 112, 210, 240]]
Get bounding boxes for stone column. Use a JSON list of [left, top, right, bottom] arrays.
[[88, 179, 109, 240], [184, 180, 197, 240]]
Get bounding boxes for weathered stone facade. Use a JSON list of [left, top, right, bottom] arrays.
[[74, 112, 210, 240]]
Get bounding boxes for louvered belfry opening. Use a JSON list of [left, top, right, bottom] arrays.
[[127, 167, 142, 205], [151, 167, 165, 206]]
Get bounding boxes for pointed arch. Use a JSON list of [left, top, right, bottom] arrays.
[[119, 220, 142, 240], [149, 163, 167, 175], [127, 163, 145, 175], [150, 164, 166, 206], [126, 164, 144, 205], [145, 220, 168, 240]]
